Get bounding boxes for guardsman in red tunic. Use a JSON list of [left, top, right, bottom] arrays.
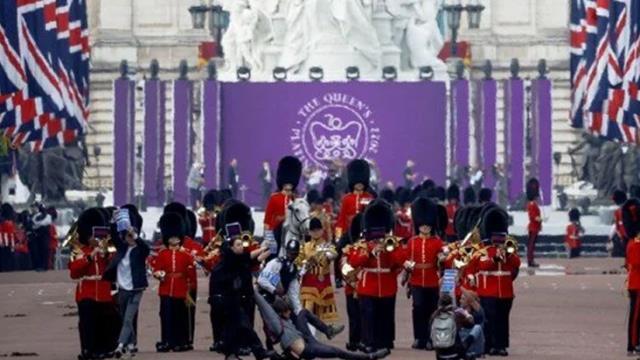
[[0, 204, 16, 272], [264, 156, 302, 254], [199, 190, 221, 246], [347, 199, 409, 353], [150, 212, 195, 352], [612, 190, 628, 257], [445, 184, 460, 243], [69, 208, 117, 360], [526, 178, 542, 268], [623, 199, 640, 354], [565, 208, 583, 258], [405, 197, 445, 350], [467, 207, 520, 357], [394, 188, 414, 243], [336, 159, 374, 240]]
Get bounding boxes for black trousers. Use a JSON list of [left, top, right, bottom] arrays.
[[13, 252, 31, 271], [629, 290, 640, 352], [188, 289, 197, 345], [411, 287, 440, 343], [527, 232, 538, 265], [481, 297, 513, 351], [346, 293, 361, 345], [78, 300, 119, 356], [301, 339, 371, 360], [159, 296, 190, 348], [30, 232, 49, 271], [0, 247, 13, 272], [209, 295, 225, 344], [221, 295, 265, 357], [359, 295, 396, 350]]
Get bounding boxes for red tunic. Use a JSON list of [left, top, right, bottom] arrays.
[[394, 208, 414, 241], [527, 201, 542, 234], [347, 241, 407, 298], [445, 202, 459, 237], [627, 238, 640, 290], [468, 245, 520, 299], [565, 223, 581, 249], [69, 246, 113, 303], [14, 228, 29, 254], [245, 242, 262, 273], [49, 224, 58, 251], [264, 192, 294, 231], [182, 237, 204, 291], [615, 208, 627, 240], [336, 192, 374, 237], [150, 248, 195, 299], [198, 213, 217, 245], [406, 235, 444, 288], [0, 220, 16, 248]]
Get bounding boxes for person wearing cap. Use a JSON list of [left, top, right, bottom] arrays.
[[478, 188, 493, 205], [336, 159, 375, 240], [526, 178, 542, 268], [69, 208, 118, 360], [405, 197, 445, 350], [347, 199, 410, 353], [611, 189, 629, 257], [463, 186, 476, 206], [466, 207, 520, 357], [299, 217, 339, 324], [623, 198, 640, 355], [150, 212, 195, 352], [264, 156, 303, 255], [565, 208, 584, 259], [444, 185, 460, 243]]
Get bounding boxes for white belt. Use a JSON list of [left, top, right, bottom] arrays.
[[363, 268, 391, 274], [80, 275, 103, 281], [478, 270, 511, 277]]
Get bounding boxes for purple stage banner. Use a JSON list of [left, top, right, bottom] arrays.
[[219, 82, 447, 207], [201, 80, 220, 189], [172, 80, 194, 205], [113, 78, 136, 206], [474, 79, 497, 189], [143, 80, 166, 207], [504, 79, 526, 204], [451, 79, 470, 172], [531, 79, 553, 205]]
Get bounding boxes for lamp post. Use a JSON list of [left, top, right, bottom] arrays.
[[189, 4, 230, 58], [442, 0, 485, 58]]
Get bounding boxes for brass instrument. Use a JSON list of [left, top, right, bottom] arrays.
[[203, 234, 223, 259], [381, 236, 399, 253], [241, 233, 255, 248], [503, 236, 518, 255], [62, 221, 79, 249]]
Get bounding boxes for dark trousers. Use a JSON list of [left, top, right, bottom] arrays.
[[527, 232, 538, 265], [209, 295, 224, 344], [360, 295, 396, 350], [13, 252, 31, 271], [481, 297, 513, 351], [188, 289, 197, 345], [629, 290, 640, 351], [78, 300, 119, 356], [190, 188, 201, 209], [411, 287, 440, 343], [300, 339, 371, 360], [569, 247, 582, 258], [613, 234, 627, 258], [0, 247, 13, 272], [30, 231, 49, 271], [346, 293, 361, 345], [221, 295, 264, 357], [159, 296, 190, 348]]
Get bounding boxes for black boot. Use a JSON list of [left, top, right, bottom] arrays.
[[411, 340, 426, 350], [425, 341, 434, 351], [346, 343, 359, 351], [326, 324, 346, 340], [367, 349, 390, 359]]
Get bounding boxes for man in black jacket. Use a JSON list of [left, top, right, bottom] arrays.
[[103, 205, 150, 358]]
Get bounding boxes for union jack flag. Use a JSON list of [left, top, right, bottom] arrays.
[[0, 0, 89, 151], [570, 0, 640, 143]]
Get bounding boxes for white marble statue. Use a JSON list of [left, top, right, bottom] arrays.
[[221, 0, 273, 71], [279, 0, 382, 73], [386, 0, 445, 70]]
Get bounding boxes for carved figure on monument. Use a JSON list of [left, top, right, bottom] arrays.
[[279, 0, 382, 72], [222, 0, 273, 71], [595, 141, 624, 197], [568, 133, 603, 186], [622, 145, 640, 191]]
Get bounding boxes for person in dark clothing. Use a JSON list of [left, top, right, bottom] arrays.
[[228, 159, 240, 199], [30, 203, 52, 272]]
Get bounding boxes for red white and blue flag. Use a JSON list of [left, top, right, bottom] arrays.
[[0, 0, 89, 151], [570, 0, 640, 143]]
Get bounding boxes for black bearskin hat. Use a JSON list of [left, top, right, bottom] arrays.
[[447, 184, 460, 201], [411, 197, 438, 234], [220, 189, 234, 203], [466, 206, 484, 234], [186, 210, 197, 238], [77, 208, 108, 245], [321, 185, 335, 202], [622, 198, 640, 239], [480, 207, 509, 239], [397, 187, 412, 205], [164, 202, 191, 235], [203, 190, 219, 211], [0, 203, 15, 221], [435, 186, 446, 203], [463, 187, 476, 205], [347, 159, 370, 191], [221, 201, 254, 237], [479, 188, 493, 203], [379, 188, 395, 205], [306, 189, 322, 205], [421, 179, 435, 192], [349, 213, 364, 243], [309, 217, 323, 231], [568, 208, 581, 222], [526, 178, 540, 201], [453, 207, 470, 239], [276, 156, 303, 190], [159, 212, 185, 246], [613, 190, 628, 206], [363, 199, 395, 235], [120, 204, 143, 233], [436, 204, 448, 235]]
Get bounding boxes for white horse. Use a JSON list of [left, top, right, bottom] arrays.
[[281, 198, 311, 256]]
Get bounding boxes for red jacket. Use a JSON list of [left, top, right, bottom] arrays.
[[445, 202, 459, 237], [0, 220, 16, 248], [347, 241, 407, 298], [406, 235, 444, 288], [69, 246, 113, 302], [336, 192, 374, 237], [264, 192, 294, 231], [14, 228, 29, 254], [182, 237, 204, 291], [468, 245, 520, 299], [527, 201, 542, 234], [565, 223, 582, 249], [245, 241, 262, 273], [49, 224, 58, 251], [627, 238, 640, 290], [150, 247, 195, 299], [198, 212, 217, 245], [394, 208, 414, 241], [615, 208, 627, 240]]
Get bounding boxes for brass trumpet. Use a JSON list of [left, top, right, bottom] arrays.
[[504, 237, 518, 255], [241, 233, 255, 248], [61, 221, 80, 250], [382, 236, 399, 253]]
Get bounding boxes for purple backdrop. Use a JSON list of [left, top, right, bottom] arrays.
[[113, 79, 135, 206], [532, 79, 553, 205], [172, 80, 194, 204], [504, 79, 526, 203], [452, 79, 470, 170], [219, 82, 447, 207], [201, 80, 220, 189], [143, 80, 166, 206], [475, 79, 497, 189]]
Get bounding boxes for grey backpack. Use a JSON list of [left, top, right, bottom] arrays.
[[431, 310, 457, 349]]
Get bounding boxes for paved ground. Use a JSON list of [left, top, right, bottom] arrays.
[[0, 258, 633, 360]]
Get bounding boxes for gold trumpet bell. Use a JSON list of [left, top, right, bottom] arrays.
[[241, 233, 254, 248], [505, 236, 518, 254], [383, 236, 399, 252]]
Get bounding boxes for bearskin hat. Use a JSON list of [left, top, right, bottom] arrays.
[[435, 186, 446, 203], [613, 190, 628, 206], [306, 189, 322, 205], [163, 202, 191, 235], [397, 187, 412, 206], [220, 189, 234, 203], [203, 190, 220, 211], [622, 198, 640, 239], [309, 217, 323, 231], [120, 204, 143, 233], [453, 207, 470, 239], [480, 207, 509, 239], [479, 188, 493, 203], [0, 203, 15, 221], [411, 197, 438, 234], [159, 212, 185, 246], [465, 205, 484, 234], [321, 185, 335, 202], [186, 210, 197, 238], [568, 208, 581, 222], [526, 178, 540, 201], [447, 184, 460, 201], [421, 179, 435, 192], [463, 187, 476, 205], [436, 204, 448, 235], [77, 208, 108, 245], [220, 201, 254, 237], [347, 159, 371, 191], [349, 213, 364, 243], [363, 199, 394, 235], [410, 186, 423, 202], [276, 156, 303, 190], [379, 188, 395, 205]]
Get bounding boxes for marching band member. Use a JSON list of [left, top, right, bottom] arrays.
[[394, 188, 414, 243], [445, 184, 461, 243], [526, 178, 542, 268], [0, 204, 16, 272], [335, 159, 374, 240], [612, 189, 629, 257], [199, 190, 221, 246], [623, 198, 640, 355], [339, 212, 366, 351], [565, 208, 583, 258], [308, 189, 335, 243]]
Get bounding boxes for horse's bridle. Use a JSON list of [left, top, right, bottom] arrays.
[[288, 204, 310, 240]]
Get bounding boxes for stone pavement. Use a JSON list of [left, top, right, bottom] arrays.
[[0, 258, 632, 360]]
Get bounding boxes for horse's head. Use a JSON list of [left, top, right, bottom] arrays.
[[286, 198, 311, 233]]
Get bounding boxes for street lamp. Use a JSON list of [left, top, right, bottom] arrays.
[[188, 4, 230, 58], [443, 0, 485, 57]]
